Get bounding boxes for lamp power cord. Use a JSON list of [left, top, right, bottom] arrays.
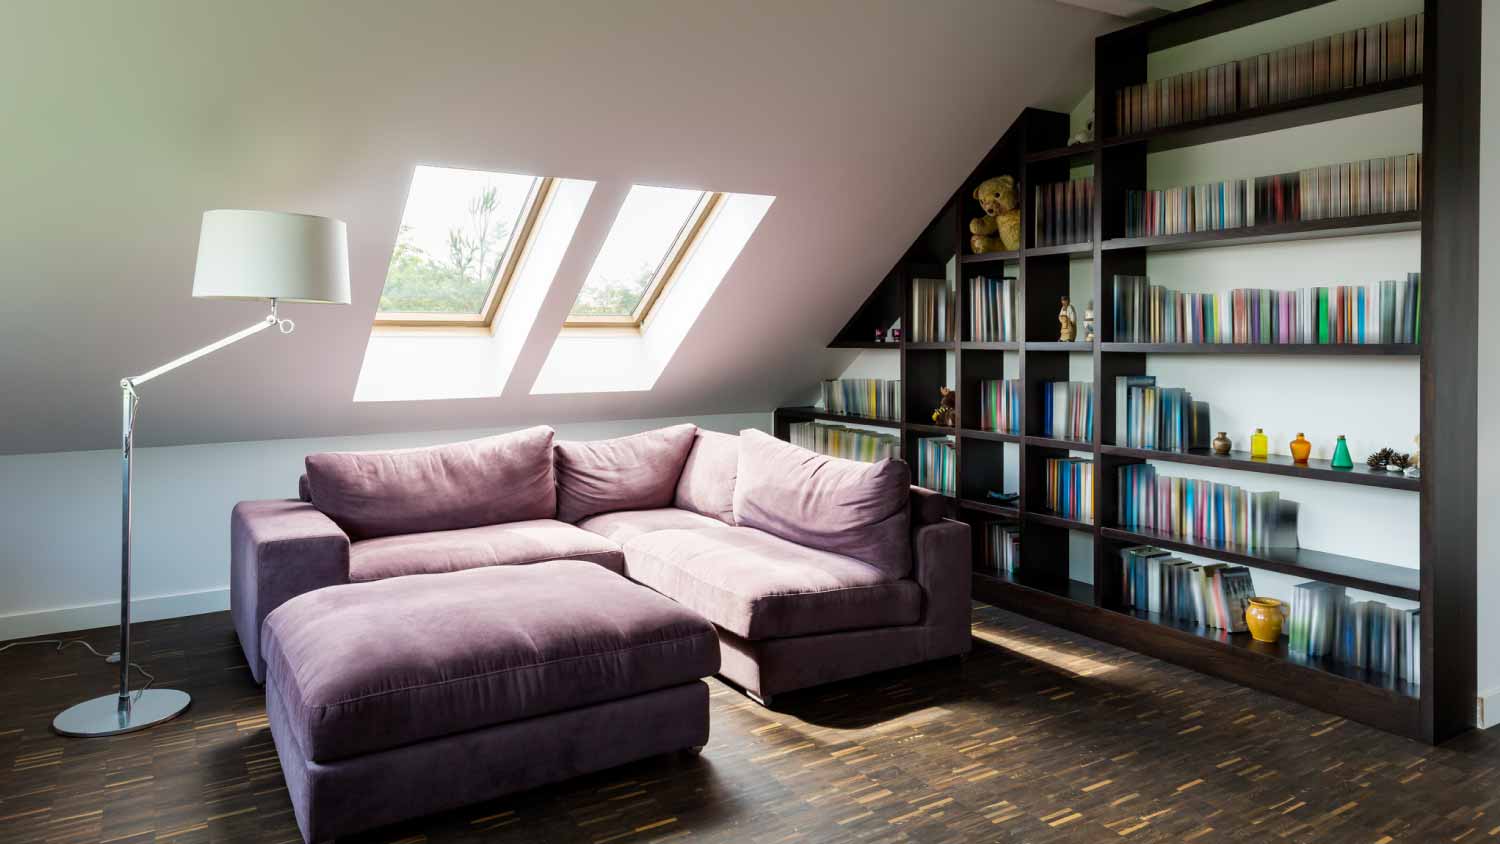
[[0, 638, 156, 693]]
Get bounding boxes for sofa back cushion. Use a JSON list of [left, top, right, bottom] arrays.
[[555, 424, 698, 523], [732, 428, 911, 579], [673, 429, 739, 524], [305, 426, 556, 541]]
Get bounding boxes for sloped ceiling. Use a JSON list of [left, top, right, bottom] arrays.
[[0, 0, 1114, 455]]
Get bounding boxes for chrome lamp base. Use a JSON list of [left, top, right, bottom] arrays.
[[53, 689, 191, 737]]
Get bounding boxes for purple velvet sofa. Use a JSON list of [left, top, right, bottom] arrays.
[[231, 423, 972, 705]]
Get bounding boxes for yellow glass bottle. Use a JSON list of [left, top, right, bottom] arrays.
[[1250, 428, 1269, 459]]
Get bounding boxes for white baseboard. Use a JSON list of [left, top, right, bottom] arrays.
[[0, 588, 230, 642], [1480, 688, 1500, 730]]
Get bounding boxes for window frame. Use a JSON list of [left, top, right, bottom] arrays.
[[374, 175, 555, 329], [563, 190, 724, 330]]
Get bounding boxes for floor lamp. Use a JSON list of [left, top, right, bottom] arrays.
[[52, 210, 350, 737]]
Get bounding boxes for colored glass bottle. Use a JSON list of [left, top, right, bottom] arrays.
[[1289, 433, 1311, 464], [1330, 435, 1354, 469], [1249, 428, 1269, 459]]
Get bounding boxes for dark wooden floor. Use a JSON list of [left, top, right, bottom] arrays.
[[2, 607, 1497, 844]]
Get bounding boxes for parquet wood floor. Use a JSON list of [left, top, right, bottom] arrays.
[[2, 606, 1496, 843]]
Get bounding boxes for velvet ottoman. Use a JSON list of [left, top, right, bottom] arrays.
[[261, 560, 720, 843]]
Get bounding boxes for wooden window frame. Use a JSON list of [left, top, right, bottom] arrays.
[[374, 176, 555, 329], [563, 191, 724, 330]]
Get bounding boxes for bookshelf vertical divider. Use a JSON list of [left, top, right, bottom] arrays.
[[775, 0, 1477, 744]]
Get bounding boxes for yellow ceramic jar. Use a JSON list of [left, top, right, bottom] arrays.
[[1245, 597, 1284, 643]]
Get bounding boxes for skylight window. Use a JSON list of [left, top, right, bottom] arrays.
[[566, 185, 720, 327], [376, 166, 548, 327]]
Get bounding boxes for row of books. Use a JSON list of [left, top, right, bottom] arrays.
[[982, 523, 1021, 576], [788, 422, 899, 464], [1041, 381, 1093, 442], [915, 436, 956, 497], [1288, 582, 1419, 684], [1120, 546, 1256, 634], [968, 275, 1017, 342], [1114, 13, 1423, 136], [1114, 375, 1211, 452], [1117, 464, 1297, 551], [1042, 458, 1094, 524], [910, 277, 955, 343], [978, 378, 1022, 435], [1112, 273, 1422, 345], [1034, 178, 1094, 247], [1122, 153, 1422, 238], [820, 379, 901, 421]]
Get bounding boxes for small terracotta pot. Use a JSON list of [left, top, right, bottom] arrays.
[[1245, 597, 1284, 644]]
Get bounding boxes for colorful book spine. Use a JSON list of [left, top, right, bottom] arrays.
[[967, 275, 1017, 342], [916, 436, 956, 496], [1117, 464, 1295, 551], [1043, 458, 1094, 523], [983, 523, 1022, 575], [819, 379, 901, 420], [788, 422, 899, 464], [1041, 381, 1094, 442], [1033, 178, 1094, 247], [910, 277, 954, 343], [979, 379, 1022, 434]]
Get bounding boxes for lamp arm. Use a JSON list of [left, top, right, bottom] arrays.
[[126, 300, 294, 389]]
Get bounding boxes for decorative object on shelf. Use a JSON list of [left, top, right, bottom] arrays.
[[1083, 300, 1096, 343], [1366, 447, 1395, 470], [1289, 433, 1312, 464], [1389, 451, 1413, 472], [1249, 428, 1268, 459], [969, 175, 1021, 253], [986, 490, 1019, 503], [1404, 465, 1421, 479], [1212, 432, 1232, 455], [1245, 597, 1285, 644], [890, 327, 901, 343], [931, 386, 956, 427], [873, 327, 885, 343], [1058, 296, 1076, 342], [1410, 434, 1421, 469], [1068, 114, 1093, 147], [1330, 435, 1354, 469]]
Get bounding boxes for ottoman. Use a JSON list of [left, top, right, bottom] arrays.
[[261, 560, 720, 843]]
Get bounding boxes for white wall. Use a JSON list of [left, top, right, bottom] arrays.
[[0, 412, 769, 640], [1477, 2, 1499, 727]]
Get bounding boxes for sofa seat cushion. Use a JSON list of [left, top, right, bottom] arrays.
[[348, 519, 624, 582], [622, 527, 921, 640], [576, 507, 729, 546], [261, 560, 720, 763]]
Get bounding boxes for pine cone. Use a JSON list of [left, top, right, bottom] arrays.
[[1365, 447, 1394, 469], [1389, 452, 1412, 470]]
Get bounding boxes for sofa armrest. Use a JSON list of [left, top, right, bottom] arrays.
[[911, 517, 972, 657], [231, 499, 350, 682]]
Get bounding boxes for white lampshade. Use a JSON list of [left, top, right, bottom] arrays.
[[192, 209, 351, 304]]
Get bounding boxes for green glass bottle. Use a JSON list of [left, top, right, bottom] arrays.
[[1250, 428, 1269, 459], [1330, 435, 1354, 469]]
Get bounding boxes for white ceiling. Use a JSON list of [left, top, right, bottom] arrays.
[[0, 0, 1115, 455]]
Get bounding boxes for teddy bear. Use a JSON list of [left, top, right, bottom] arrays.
[[932, 386, 956, 427], [970, 175, 1022, 254]]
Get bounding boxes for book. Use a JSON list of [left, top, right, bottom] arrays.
[[789, 422, 899, 463], [910, 277, 954, 343], [916, 436, 956, 496], [820, 379, 901, 420]]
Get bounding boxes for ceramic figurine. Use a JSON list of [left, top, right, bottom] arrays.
[[1083, 299, 1096, 343], [1249, 428, 1268, 459], [1212, 432, 1232, 455], [1289, 433, 1312, 464], [874, 327, 885, 343], [1245, 597, 1285, 644], [1330, 435, 1354, 469], [932, 386, 956, 426], [891, 327, 902, 343], [1058, 296, 1077, 342]]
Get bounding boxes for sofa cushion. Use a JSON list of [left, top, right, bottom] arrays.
[[577, 507, 728, 546], [305, 426, 556, 541], [262, 560, 720, 763], [673, 429, 738, 524], [555, 424, 697, 523], [622, 527, 921, 640], [732, 429, 912, 579], [348, 519, 624, 581]]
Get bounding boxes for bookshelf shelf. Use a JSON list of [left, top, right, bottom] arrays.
[[1024, 341, 1096, 352], [906, 422, 958, 436], [1098, 525, 1420, 600], [1099, 444, 1422, 491], [1024, 509, 1093, 532], [1100, 342, 1420, 356], [959, 428, 1021, 443], [1101, 211, 1421, 254], [775, 406, 902, 431], [1023, 435, 1094, 451], [960, 250, 1019, 265], [1025, 142, 1096, 163], [974, 569, 1095, 606], [1025, 241, 1093, 257], [960, 341, 1020, 351], [829, 340, 900, 350], [905, 342, 954, 351], [960, 499, 1019, 518]]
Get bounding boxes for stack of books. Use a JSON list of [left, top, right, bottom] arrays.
[[1112, 273, 1421, 345], [1120, 546, 1256, 633], [915, 436, 956, 496], [789, 422, 899, 464], [1288, 582, 1420, 684], [983, 523, 1022, 575], [967, 275, 1017, 342], [1114, 12, 1424, 136], [820, 379, 901, 420], [1117, 464, 1297, 551], [978, 378, 1022, 435], [1042, 458, 1094, 523], [1033, 178, 1094, 247], [910, 277, 954, 343], [1114, 375, 1211, 451], [1123, 153, 1422, 238], [1041, 381, 1094, 442]]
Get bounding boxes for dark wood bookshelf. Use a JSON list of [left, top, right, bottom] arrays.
[[960, 341, 1019, 351], [1099, 526, 1420, 601], [828, 340, 900, 350], [773, 406, 901, 431], [776, 0, 1477, 745], [1100, 444, 1422, 491]]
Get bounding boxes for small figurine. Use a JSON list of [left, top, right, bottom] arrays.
[[1058, 296, 1077, 342], [969, 176, 1022, 253], [1083, 299, 1096, 343], [1330, 435, 1354, 469], [891, 327, 902, 343], [1212, 432, 1232, 456], [874, 327, 886, 343], [1068, 114, 1094, 147], [932, 386, 956, 427]]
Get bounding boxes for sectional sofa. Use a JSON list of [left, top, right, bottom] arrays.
[[231, 424, 972, 704]]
